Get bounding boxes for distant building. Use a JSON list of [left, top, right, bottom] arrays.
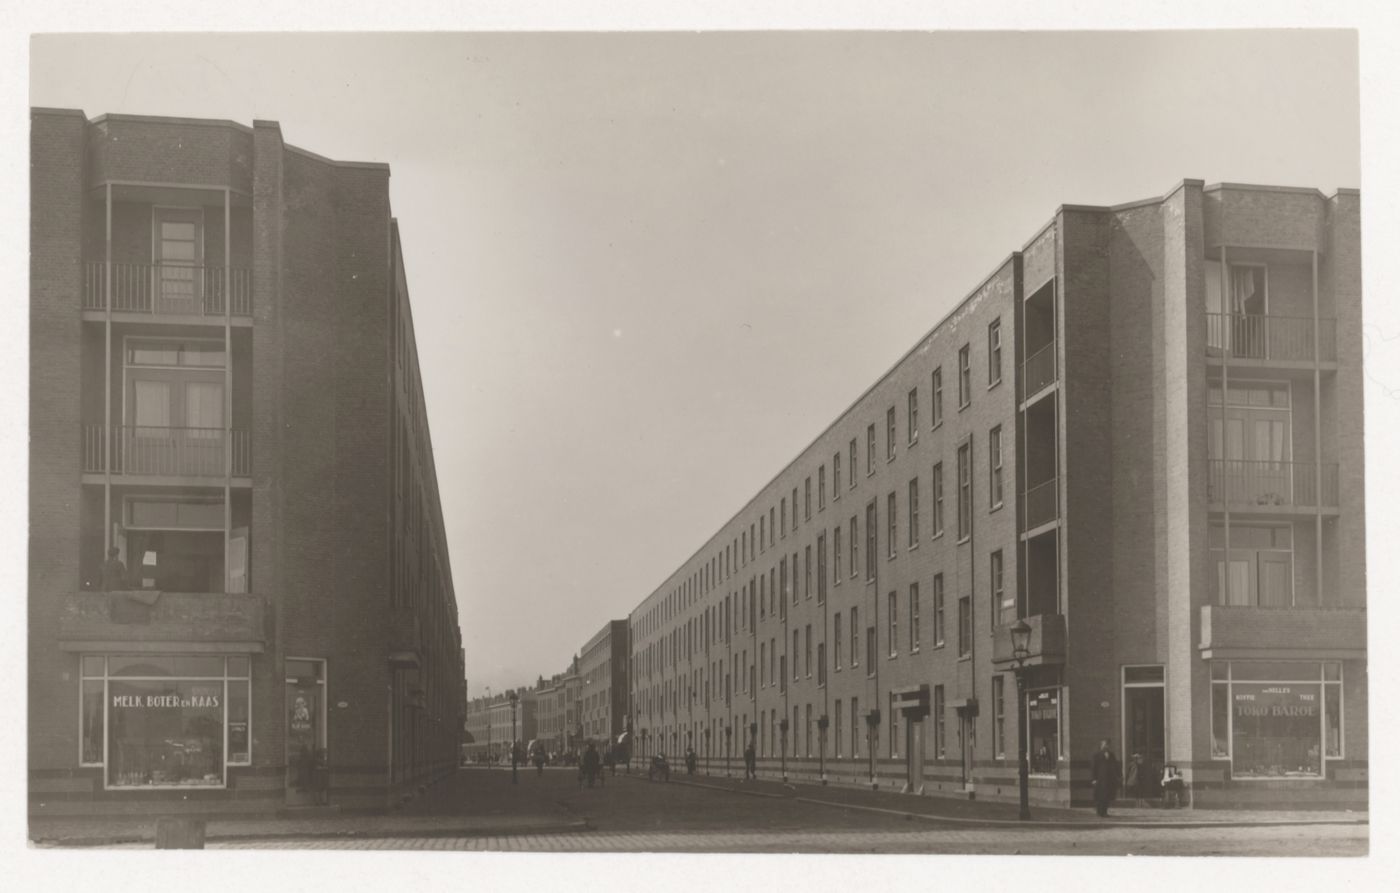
[[463, 690, 536, 762], [578, 620, 630, 746], [626, 181, 1365, 808], [29, 110, 464, 814]]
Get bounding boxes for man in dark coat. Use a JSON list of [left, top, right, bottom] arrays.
[[580, 741, 600, 788], [101, 547, 128, 591], [1090, 738, 1121, 817], [743, 741, 757, 780]]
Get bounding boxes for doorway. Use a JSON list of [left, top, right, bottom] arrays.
[[1123, 666, 1166, 798], [285, 658, 327, 805]]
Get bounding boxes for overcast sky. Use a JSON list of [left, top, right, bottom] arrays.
[[26, 30, 1364, 695]]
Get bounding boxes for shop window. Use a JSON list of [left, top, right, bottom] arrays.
[[1027, 688, 1060, 775], [1208, 661, 1342, 778], [80, 654, 252, 789]]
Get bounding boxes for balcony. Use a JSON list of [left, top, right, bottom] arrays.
[[83, 425, 251, 479], [83, 262, 252, 318], [56, 590, 267, 652], [1199, 605, 1365, 660], [1207, 460, 1339, 510], [1206, 313, 1337, 364], [1020, 477, 1059, 531], [1022, 342, 1057, 397], [991, 613, 1067, 668]]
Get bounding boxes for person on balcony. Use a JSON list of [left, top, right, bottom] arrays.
[[101, 547, 128, 592]]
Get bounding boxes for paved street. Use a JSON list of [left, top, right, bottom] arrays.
[[47, 767, 1367, 855]]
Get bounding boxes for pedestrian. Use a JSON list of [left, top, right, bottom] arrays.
[[581, 741, 600, 789], [1161, 764, 1186, 809], [533, 745, 546, 777], [743, 741, 757, 780], [101, 547, 128, 592], [1125, 752, 1145, 808], [1090, 738, 1121, 817]]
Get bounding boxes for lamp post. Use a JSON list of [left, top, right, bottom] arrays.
[[1010, 618, 1033, 822], [817, 715, 828, 784], [509, 690, 519, 786], [779, 718, 789, 783]]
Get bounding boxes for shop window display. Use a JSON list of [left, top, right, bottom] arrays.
[[1027, 688, 1060, 774], [80, 654, 252, 788], [1209, 661, 1342, 778]]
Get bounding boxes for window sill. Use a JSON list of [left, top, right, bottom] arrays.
[[958, 653, 972, 662], [959, 401, 970, 412], [887, 455, 897, 464], [988, 377, 1002, 391], [990, 500, 1004, 513], [932, 531, 945, 541], [956, 535, 970, 546], [908, 542, 919, 553]]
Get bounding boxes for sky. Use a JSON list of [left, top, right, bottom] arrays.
[[23, 29, 1367, 696]]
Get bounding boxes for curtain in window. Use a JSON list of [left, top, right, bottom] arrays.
[[133, 381, 171, 428]]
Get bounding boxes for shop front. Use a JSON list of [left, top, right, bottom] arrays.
[[1210, 660, 1343, 780], [80, 654, 252, 789]]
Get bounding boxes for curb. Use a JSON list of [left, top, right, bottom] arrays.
[[643, 774, 1368, 831], [32, 818, 592, 848]]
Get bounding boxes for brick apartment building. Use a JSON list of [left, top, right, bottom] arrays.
[[578, 620, 631, 747], [463, 689, 537, 763], [29, 109, 465, 814], [627, 181, 1365, 808], [532, 662, 582, 757]]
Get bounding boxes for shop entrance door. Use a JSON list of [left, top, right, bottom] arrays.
[[1123, 667, 1166, 798], [957, 709, 975, 787], [905, 718, 924, 794], [285, 658, 327, 805]]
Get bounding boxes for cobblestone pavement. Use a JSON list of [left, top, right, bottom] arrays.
[[197, 823, 1366, 855]]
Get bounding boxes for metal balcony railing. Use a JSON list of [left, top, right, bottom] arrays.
[[1205, 313, 1337, 362], [1020, 477, 1059, 530], [83, 425, 251, 477], [1207, 460, 1339, 508], [1022, 342, 1057, 396], [83, 263, 252, 317]]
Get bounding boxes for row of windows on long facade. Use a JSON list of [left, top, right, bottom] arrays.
[[635, 318, 1006, 643]]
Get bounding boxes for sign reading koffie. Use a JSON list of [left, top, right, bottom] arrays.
[[112, 693, 221, 708]]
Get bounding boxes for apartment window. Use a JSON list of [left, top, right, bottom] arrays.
[[818, 465, 826, 511], [802, 545, 811, 599], [760, 641, 767, 687], [816, 532, 827, 604], [817, 642, 826, 686], [886, 492, 897, 559], [989, 426, 1004, 509], [833, 526, 843, 585], [835, 700, 843, 758], [792, 551, 799, 604], [866, 424, 876, 475], [932, 462, 944, 538], [908, 477, 920, 547], [931, 367, 943, 428], [760, 516, 766, 553], [850, 607, 859, 666], [849, 439, 858, 489], [793, 630, 800, 680], [888, 591, 898, 657], [833, 452, 842, 497], [958, 344, 971, 408], [805, 625, 813, 677], [780, 557, 788, 608], [956, 442, 972, 541], [1210, 524, 1295, 607], [834, 612, 843, 670], [750, 524, 756, 560], [849, 516, 858, 578], [865, 500, 877, 580], [933, 574, 945, 647], [934, 685, 945, 759], [907, 388, 919, 444], [770, 507, 776, 547], [992, 675, 1006, 759], [792, 488, 798, 531], [988, 318, 1002, 386], [805, 478, 812, 520], [909, 582, 921, 652], [866, 627, 876, 676], [992, 550, 1012, 627], [886, 406, 897, 461], [780, 498, 787, 538], [957, 596, 971, 658]]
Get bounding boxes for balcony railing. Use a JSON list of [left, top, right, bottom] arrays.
[[1021, 477, 1059, 530], [1022, 342, 1057, 395], [83, 425, 250, 477], [83, 262, 252, 317], [1207, 460, 1339, 508], [1206, 313, 1337, 362]]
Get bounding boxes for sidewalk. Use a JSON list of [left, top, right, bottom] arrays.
[[30, 769, 585, 847], [651, 771, 1368, 829]]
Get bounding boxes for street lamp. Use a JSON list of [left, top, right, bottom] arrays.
[[817, 715, 829, 784], [1010, 618, 1033, 822], [778, 718, 789, 783], [509, 690, 520, 786]]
